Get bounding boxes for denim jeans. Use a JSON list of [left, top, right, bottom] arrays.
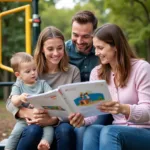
[[16, 123, 76, 150], [74, 127, 86, 150], [91, 114, 113, 125], [16, 124, 42, 150], [16, 114, 113, 150], [74, 114, 113, 150], [83, 124, 150, 150]]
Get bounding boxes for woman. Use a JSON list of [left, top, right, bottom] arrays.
[[82, 24, 150, 150], [6, 26, 83, 150]]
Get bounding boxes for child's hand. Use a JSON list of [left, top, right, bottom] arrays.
[[20, 93, 28, 103]]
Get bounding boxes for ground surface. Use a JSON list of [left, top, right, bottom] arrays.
[[0, 101, 15, 141]]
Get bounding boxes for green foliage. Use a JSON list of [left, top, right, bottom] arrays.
[[39, 1, 103, 40], [1, 2, 27, 59], [104, 0, 150, 60], [0, 0, 150, 73], [40, 5, 73, 40]]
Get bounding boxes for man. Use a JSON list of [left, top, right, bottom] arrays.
[[66, 10, 99, 82], [66, 11, 113, 150]]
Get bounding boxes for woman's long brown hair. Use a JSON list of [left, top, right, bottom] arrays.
[[93, 24, 138, 87], [34, 26, 69, 75]]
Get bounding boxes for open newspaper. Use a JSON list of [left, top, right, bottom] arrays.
[[27, 80, 111, 118]]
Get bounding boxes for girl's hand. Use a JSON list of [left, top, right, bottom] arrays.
[[26, 108, 59, 126], [97, 101, 130, 115], [18, 108, 36, 125], [68, 113, 84, 128]]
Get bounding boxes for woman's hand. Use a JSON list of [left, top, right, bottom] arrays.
[[26, 108, 59, 126], [17, 107, 34, 120], [68, 113, 84, 128], [97, 101, 130, 116]]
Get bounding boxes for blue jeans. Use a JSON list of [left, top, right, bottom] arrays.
[[91, 114, 113, 125], [74, 127, 86, 150], [16, 114, 113, 150], [16, 123, 76, 150], [83, 124, 150, 150], [74, 114, 113, 150]]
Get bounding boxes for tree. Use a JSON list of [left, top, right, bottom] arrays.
[[74, 0, 150, 61], [104, 0, 150, 61], [39, 1, 103, 40]]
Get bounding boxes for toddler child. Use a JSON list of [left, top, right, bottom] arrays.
[[5, 52, 53, 150]]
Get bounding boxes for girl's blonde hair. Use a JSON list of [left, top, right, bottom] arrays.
[[34, 26, 69, 75]]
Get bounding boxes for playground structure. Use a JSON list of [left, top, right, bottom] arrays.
[[0, 0, 40, 85], [0, 0, 40, 72]]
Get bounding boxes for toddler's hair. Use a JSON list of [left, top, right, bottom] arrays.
[[10, 52, 33, 72]]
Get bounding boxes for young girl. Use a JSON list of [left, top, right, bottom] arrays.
[[6, 26, 82, 150]]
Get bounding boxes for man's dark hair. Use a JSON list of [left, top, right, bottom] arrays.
[[72, 10, 98, 30]]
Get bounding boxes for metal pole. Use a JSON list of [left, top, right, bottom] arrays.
[[32, 0, 41, 50]]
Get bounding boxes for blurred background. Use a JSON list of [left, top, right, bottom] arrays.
[[0, 0, 150, 140], [1, 0, 150, 100]]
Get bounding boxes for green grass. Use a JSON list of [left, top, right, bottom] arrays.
[[0, 100, 5, 106], [0, 100, 8, 119], [0, 100, 15, 141]]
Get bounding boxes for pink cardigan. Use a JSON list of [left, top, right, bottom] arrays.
[[84, 59, 150, 128]]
